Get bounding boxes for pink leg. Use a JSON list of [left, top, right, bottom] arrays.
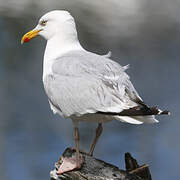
[[89, 123, 103, 156], [74, 127, 81, 168], [56, 126, 84, 175]]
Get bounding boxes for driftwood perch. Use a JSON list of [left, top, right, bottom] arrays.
[[50, 148, 152, 180]]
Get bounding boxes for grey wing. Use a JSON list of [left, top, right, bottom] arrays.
[[45, 75, 119, 117], [45, 51, 143, 117]]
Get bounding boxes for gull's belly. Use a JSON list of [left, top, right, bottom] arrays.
[[70, 113, 113, 123]]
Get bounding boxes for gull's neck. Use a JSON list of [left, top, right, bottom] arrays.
[[43, 34, 84, 80]]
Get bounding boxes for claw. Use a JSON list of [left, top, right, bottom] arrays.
[[57, 153, 84, 175]]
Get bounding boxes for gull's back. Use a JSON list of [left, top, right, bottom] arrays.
[[43, 50, 158, 124]]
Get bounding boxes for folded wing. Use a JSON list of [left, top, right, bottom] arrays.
[[43, 50, 168, 124]]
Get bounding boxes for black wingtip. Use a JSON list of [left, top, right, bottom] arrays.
[[159, 110, 171, 115]]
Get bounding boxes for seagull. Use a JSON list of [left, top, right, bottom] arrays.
[[21, 10, 169, 174]]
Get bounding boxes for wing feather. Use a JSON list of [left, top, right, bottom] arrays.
[[44, 50, 143, 117]]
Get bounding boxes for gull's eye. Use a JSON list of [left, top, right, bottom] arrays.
[[40, 20, 47, 26]]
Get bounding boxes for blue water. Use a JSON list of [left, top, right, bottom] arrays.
[[0, 14, 180, 180]]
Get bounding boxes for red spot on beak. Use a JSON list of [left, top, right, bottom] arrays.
[[24, 37, 30, 43]]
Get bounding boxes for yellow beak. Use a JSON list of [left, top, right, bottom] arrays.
[[21, 29, 42, 44]]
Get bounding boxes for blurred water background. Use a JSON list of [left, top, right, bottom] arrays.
[[0, 0, 180, 179]]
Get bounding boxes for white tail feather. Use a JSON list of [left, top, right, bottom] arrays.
[[115, 115, 159, 124]]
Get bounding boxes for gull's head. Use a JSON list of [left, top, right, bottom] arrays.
[[21, 10, 76, 44]]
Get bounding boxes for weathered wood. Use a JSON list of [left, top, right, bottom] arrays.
[[125, 153, 152, 180], [50, 148, 152, 180]]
